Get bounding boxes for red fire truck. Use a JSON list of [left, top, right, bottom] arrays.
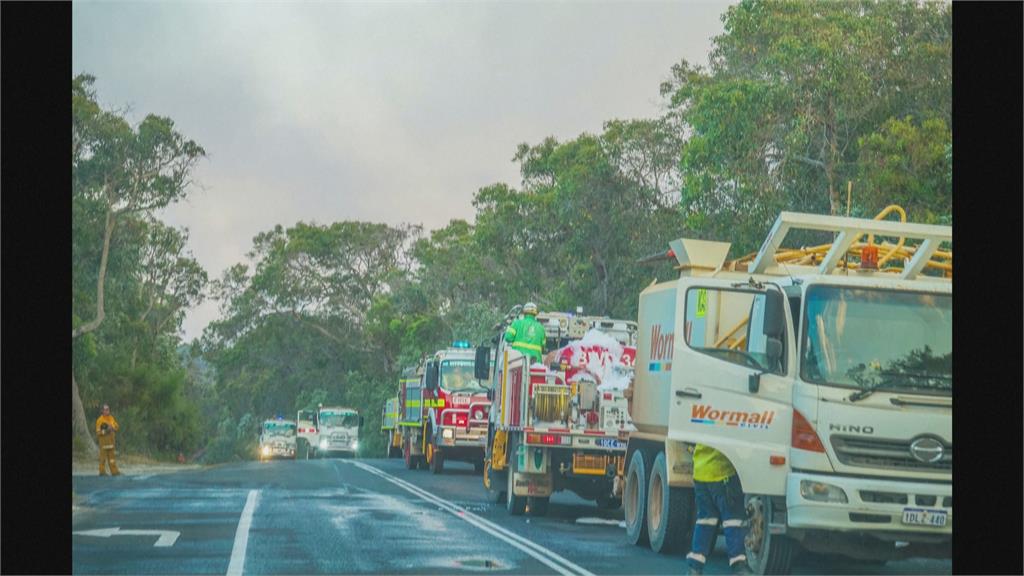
[[476, 308, 638, 516], [419, 341, 492, 474]]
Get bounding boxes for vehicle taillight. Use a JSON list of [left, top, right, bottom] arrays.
[[602, 392, 612, 400], [791, 409, 825, 453], [526, 432, 570, 445]]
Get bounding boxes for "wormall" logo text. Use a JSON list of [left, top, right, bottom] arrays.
[[690, 403, 775, 429]]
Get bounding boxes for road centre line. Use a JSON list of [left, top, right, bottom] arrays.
[[226, 489, 260, 576], [347, 461, 596, 576]]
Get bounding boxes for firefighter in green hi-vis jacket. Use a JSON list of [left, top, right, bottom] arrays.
[[504, 302, 546, 364]]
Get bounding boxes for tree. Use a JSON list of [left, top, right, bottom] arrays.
[[72, 74, 205, 453], [660, 0, 951, 253]]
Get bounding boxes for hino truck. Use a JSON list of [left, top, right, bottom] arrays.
[[623, 209, 952, 572], [475, 307, 639, 516], [419, 341, 492, 474]]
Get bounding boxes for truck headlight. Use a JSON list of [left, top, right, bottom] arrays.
[[351, 440, 359, 450], [800, 480, 848, 503], [473, 409, 484, 421], [261, 446, 271, 456], [320, 439, 329, 449], [442, 428, 454, 440]]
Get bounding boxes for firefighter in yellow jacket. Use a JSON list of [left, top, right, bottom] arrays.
[[96, 404, 121, 476]]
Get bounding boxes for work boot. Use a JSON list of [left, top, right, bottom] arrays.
[[730, 561, 754, 575], [687, 564, 703, 575]]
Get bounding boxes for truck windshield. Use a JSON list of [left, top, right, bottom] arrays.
[[801, 286, 951, 395], [441, 359, 486, 393], [264, 423, 296, 436], [320, 413, 358, 427]]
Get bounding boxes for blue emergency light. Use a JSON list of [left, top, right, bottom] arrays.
[[452, 340, 472, 349]]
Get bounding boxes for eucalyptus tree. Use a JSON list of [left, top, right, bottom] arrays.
[[72, 74, 205, 452]]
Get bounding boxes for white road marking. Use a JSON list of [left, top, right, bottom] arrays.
[[347, 461, 596, 576], [73, 527, 180, 547], [226, 489, 260, 576]]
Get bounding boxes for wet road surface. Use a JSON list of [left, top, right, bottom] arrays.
[[72, 458, 951, 575]]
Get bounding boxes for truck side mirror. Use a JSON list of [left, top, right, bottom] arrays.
[[475, 346, 491, 381], [763, 290, 785, 339], [425, 361, 439, 391]]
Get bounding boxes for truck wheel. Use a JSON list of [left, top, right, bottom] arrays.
[[744, 495, 795, 575], [647, 451, 693, 555], [430, 446, 445, 474], [505, 438, 527, 516], [404, 439, 416, 470], [597, 494, 622, 510], [483, 459, 507, 503], [528, 496, 549, 517], [625, 448, 650, 546]]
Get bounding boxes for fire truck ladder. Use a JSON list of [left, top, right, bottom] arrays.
[[733, 205, 952, 280]]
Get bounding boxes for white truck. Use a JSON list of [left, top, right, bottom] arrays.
[[315, 405, 363, 458], [258, 418, 298, 461], [623, 210, 952, 572], [476, 307, 639, 516]]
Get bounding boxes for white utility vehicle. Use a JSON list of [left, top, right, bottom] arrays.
[[259, 418, 298, 461], [624, 208, 951, 572], [315, 405, 363, 458]]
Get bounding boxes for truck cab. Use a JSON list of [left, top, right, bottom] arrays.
[[315, 406, 362, 458], [625, 210, 952, 571], [420, 341, 493, 474], [258, 418, 298, 461]]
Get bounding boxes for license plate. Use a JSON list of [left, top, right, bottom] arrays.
[[901, 508, 947, 527], [595, 438, 625, 449]]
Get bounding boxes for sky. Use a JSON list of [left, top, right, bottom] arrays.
[[73, 1, 731, 342]]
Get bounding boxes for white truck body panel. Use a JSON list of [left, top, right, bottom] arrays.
[[632, 211, 952, 547]]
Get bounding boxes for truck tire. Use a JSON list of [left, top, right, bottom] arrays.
[[404, 438, 416, 470], [744, 495, 795, 575], [528, 496, 549, 517], [647, 451, 693, 555], [430, 446, 445, 474], [483, 458, 507, 503], [625, 448, 650, 546], [505, 437, 527, 516]]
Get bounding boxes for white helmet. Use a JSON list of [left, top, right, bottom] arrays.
[[523, 302, 538, 316]]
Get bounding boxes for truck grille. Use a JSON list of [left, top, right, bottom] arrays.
[[831, 435, 952, 472]]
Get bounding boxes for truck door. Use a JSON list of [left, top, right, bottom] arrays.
[[669, 280, 796, 496]]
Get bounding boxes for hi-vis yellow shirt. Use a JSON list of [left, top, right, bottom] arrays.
[[693, 444, 736, 483], [96, 412, 118, 434]]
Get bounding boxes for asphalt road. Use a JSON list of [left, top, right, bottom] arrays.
[[72, 457, 951, 575]]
